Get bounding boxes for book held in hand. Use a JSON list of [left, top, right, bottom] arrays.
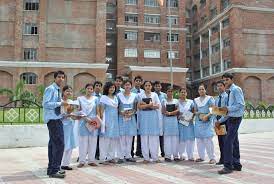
[[166, 104, 176, 112], [142, 98, 152, 104], [215, 125, 227, 135], [209, 106, 227, 116], [85, 116, 102, 132]]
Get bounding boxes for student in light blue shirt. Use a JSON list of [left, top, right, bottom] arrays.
[[218, 73, 245, 175], [153, 81, 167, 157], [43, 70, 67, 178], [115, 75, 125, 95], [131, 75, 144, 158], [213, 80, 228, 165]]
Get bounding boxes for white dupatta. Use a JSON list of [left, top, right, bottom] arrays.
[[138, 92, 163, 135], [100, 95, 118, 133], [194, 95, 211, 108], [117, 92, 136, 105]]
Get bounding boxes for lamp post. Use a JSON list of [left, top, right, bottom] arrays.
[[158, 0, 173, 88]]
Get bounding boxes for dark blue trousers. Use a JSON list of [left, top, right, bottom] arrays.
[[47, 119, 64, 175], [224, 117, 242, 170]]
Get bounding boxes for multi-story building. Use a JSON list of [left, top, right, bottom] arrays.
[[0, 0, 108, 103], [187, 0, 274, 104], [116, 0, 188, 87]]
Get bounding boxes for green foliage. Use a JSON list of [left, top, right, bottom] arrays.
[[173, 90, 180, 99], [245, 100, 254, 110], [257, 101, 268, 109]]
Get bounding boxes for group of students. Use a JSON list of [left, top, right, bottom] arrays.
[[43, 71, 245, 178]]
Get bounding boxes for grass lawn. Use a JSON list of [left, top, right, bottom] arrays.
[[0, 107, 44, 124]]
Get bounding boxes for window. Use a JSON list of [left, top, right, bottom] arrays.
[[167, 33, 179, 42], [200, 0, 206, 8], [224, 59, 231, 70], [166, 0, 178, 8], [202, 49, 208, 58], [223, 38, 230, 48], [221, 0, 230, 11], [144, 14, 160, 24], [194, 38, 200, 45], [24, 23, 38, 35], [24, 0, 39, 11], [186, 25, 191, 33], [24, 48, 37, 61], [20, 72, 37, 84], [202, 67, 209, 77], [167, 16, 178, 25], [194, 53, 200, 60], [210, 7, 217, 20], [144, 50, 160, 58], [186, 40, 191, 49], [212, 63, 221, 74], [192, 5, 197, 16], [212, 43, 220, 53], [194, 70, 201, 79], [106, 57, 113, 63], [144, 32, 160, 42], [125, 31, 138, 40], [201, 15, 207, 25], [222, 18, 230, 28], [125, 13, 138, 23], [144, 0, 159, 7], [186, 56, 191, 65], [186, 9, 191, 18], [107, 20, 116, 31], [124, 48, 138, 57], [167, 51, 179, 59], [193, 22, 198, 32], [211, 24, 219, 33], [125, 0, 137, 5]]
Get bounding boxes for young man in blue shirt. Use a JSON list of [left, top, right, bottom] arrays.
[[43, 70, 67, 178], [218, 73, 245, 174]]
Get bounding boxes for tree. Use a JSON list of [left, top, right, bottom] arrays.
[[0, 80, 37, 106]]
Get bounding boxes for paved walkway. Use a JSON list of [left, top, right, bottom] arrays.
[[0, 132, 274, 184]]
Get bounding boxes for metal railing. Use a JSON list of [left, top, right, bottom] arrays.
[[0, 100, 43, 125]]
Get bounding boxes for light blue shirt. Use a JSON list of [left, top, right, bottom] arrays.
[[116, 87, 125, 95], [93, 92, 102, 98], [214, 91, 228, 123], [131, 87, 144, 94], [42, 83, 62, 123], [155, 91, 167, 103], [227, 83, 245, 117]]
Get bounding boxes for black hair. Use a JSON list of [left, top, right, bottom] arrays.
[[115, 75, 123, 81], [179, 87, 187, 92], [54, 70, 65, 79], [198, 83, 207, 90], [62, 85, 72, 97], [154, 81, 161, 86], [222, 72, 234, 80], [93, 81, 103, 88], [85, 83, 94, 89], [143, 80, 152, 86], [216, 80, 225, 86], [166, 85, 174, 92], [134, 75, 143, 81], [103, 81, 116, 95], [123, 80, 132, 86]]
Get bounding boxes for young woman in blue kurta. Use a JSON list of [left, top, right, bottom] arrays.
[[138, 81, 161, 163], [99, 82, 120, 164], [194, 84, 216, 164], [178, 88, 195, 161], [77, 83, 100, 168], [117, 80, 138, 162], [61, 85, 78, 170], [161, 86, 179, 162]]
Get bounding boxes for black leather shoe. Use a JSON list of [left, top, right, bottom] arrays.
[[232, 166, 242, 171], [59, 170, 66, 174], [165, 158, 172, 162], [218, 168, 233, 174], [61, 166, 73, 170], [49, 171, 65, 178]]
